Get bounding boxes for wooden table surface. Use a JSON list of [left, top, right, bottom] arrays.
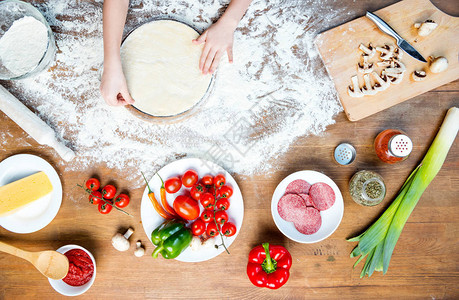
[[1, 0, 458, 299]]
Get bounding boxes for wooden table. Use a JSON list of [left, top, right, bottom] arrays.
[[0, 0, 458, 299]]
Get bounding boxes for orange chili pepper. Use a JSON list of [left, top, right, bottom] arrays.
[[141, 172, 173, 220], [157, 174, 179, 217]]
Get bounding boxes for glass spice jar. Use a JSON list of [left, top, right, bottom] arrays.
[[349, 170, 386, 206], [374, 129, 413, 164]]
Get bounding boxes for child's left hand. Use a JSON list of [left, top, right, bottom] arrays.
[[193, 18, 237, 75]]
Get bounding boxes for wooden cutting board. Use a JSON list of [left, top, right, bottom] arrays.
[[315, 0, 459, 121]]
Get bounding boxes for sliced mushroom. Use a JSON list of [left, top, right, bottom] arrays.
[[414, 20, 438, 36], [348, 75, 364, 98], [393, 47, 403, 59], [386, 71, 404, 85], [358, 55, 374, 74], [376, 60, 391, 68], [384, 67, 405, 76], [412, 70, 427, 81], [359, 43, 376, 58], [376, 45, 395, 60], [371, 71, 390, 92], [428, 56, 448, 73], [362, 74, 377, 95]]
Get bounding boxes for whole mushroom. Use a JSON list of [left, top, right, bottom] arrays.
[[134, 241, 145, 257], [429, 56, 448, 73], [112, 228, 134, 251]]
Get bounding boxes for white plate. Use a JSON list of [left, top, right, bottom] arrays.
[[0, 154, 62, 233], [140, 158, 244, 262], [271, 170, 344, 244]]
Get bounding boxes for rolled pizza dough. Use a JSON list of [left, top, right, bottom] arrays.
[[120, 20, 212, 117]]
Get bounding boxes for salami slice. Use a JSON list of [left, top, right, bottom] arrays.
[[293, 206, 322, 235], [285, 179, 311, 194], [298, 193, 316, 208], [277, 194, 305, 222], [309, 182, 335, 211]]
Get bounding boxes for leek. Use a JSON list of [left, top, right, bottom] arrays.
[[349, 107, 459, 278]]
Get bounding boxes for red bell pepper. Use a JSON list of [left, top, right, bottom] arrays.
[[247, 242, 292, 289]]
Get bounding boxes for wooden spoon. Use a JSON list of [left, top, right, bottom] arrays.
[[0, 241, 69, 280]]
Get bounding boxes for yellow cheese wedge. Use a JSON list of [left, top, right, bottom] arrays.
[[0, 171, 53, 216]]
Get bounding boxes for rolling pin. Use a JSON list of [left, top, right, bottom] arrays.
[[0, 85, 75, 161]]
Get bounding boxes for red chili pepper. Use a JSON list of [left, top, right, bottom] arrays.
[[247, 243, 292, 289]]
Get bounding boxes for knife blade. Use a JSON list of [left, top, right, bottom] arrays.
[[366, 11, 427, 63]]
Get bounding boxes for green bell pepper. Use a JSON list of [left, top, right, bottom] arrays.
[[151, 220, 193, 259]]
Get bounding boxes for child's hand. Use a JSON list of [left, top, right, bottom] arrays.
[[100, 62, 135, 106], [193, 18, 237, 75]]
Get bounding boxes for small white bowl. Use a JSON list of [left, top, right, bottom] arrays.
[[271, 170, 344, 244], [48, 245, 96, 296]]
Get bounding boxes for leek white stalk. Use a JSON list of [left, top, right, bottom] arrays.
[[349, 107, 459, 278]]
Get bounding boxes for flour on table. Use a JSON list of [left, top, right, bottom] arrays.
[[3, 0, 347, 187], [0, 16, 48, 77]]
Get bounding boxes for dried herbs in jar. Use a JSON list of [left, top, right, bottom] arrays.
[[349, 170, 386, 206]]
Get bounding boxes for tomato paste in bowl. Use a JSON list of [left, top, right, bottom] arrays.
[[62, 249, 94, 286]]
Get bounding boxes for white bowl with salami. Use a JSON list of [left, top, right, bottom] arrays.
[[271, 170, 344, 243]]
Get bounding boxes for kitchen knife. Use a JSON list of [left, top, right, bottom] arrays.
[[366, 11, 427, 63]]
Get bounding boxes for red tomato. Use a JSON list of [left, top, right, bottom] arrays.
[[102, 185, 117, 199], [165, 177, 182, 193], [182, 170, 198, 188], [190, 183, 205, 201], [217, 185, 233, 199], [98, 200, 112, 214], [191, 219, 206, 236], [201, 175, 214, 186], [88, 191, 102, 205], [207, 222, 220, 237], [200, 192, 215, 208], [216, 198, 230, 210], [85, 178, 100, 191], [215, 210, 229, 225], [173, 195, 200, 220], [213, 174, 226, 188], [114, 193, 130, 208], [200, 209, 214, 223], [221, 222, 237, 237], [207, 186, 216, 196]]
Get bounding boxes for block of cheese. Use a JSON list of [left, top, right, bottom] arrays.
[[0, 171, 53, 216]]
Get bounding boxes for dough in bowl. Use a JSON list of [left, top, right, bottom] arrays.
[[120, 20, 212, 117]]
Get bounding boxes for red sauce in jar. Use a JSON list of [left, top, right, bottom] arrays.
[[374, 129, 412, 164], [62, 249, 94, 287]]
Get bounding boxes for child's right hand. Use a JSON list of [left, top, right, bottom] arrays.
[[100, 62, 135, 106]]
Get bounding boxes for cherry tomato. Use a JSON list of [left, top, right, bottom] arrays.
[[200, 192, 215, 208], [182, 170, 198, 188], [201, 209, 214, 223], [215, 210, 229, 225], [89, 191, 102, 205], [216, 198, 230, 210], [217, 185, 233, 199], [221, 222, 237, 237], [206, 222, 220, 237], [85, 178, 100, 191], [207, 186, 216, 197], [190, 183, 205, 201], [165, 177, 182, 193], [173, 195, 200, 220], [213, 174, 226, 187], [98, 200, 112, 214], [102, 185, 117, 199], [191, 219, 206, 236], [114, 193, 130, 208], [201, 175, 214, 187]]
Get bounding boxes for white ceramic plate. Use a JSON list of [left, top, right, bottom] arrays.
[[140, 158, 244, 262], [0, 154, 62, 233], [271, 170, 344, 243], [49, 244, 96, 296]]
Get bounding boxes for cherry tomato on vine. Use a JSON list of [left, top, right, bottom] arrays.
[[114, 193, 130, 208], [215, 210, 229, 225], [165, 177, 182, 193], [89, 191, 102, 205], [191, 219, 206, 236], [213, 174, 226, 188], [217, 185, 233, 199], [206, 222, 220, 237], [182, 170, 199, 188], [98, 200, 112, 214], [221, 222, 237, 237], [190, 183, 205, 201], [201, 175, 214, 186], [207, 186, 216, 196], [201, 209, 214, 223], [173, 195, 200, 220], [85, 178, 100, 191], [216, 198, 230, 210], [102, 185, 117, 200], [200, 192, 215, 208]]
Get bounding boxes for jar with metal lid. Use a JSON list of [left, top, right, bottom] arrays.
[[374, 129, 413, 164], [349, 170, 386, 206]]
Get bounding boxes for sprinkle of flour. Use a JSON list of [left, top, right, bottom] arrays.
[[0, 16, 48, 77], [2, 0, 348, 187]]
